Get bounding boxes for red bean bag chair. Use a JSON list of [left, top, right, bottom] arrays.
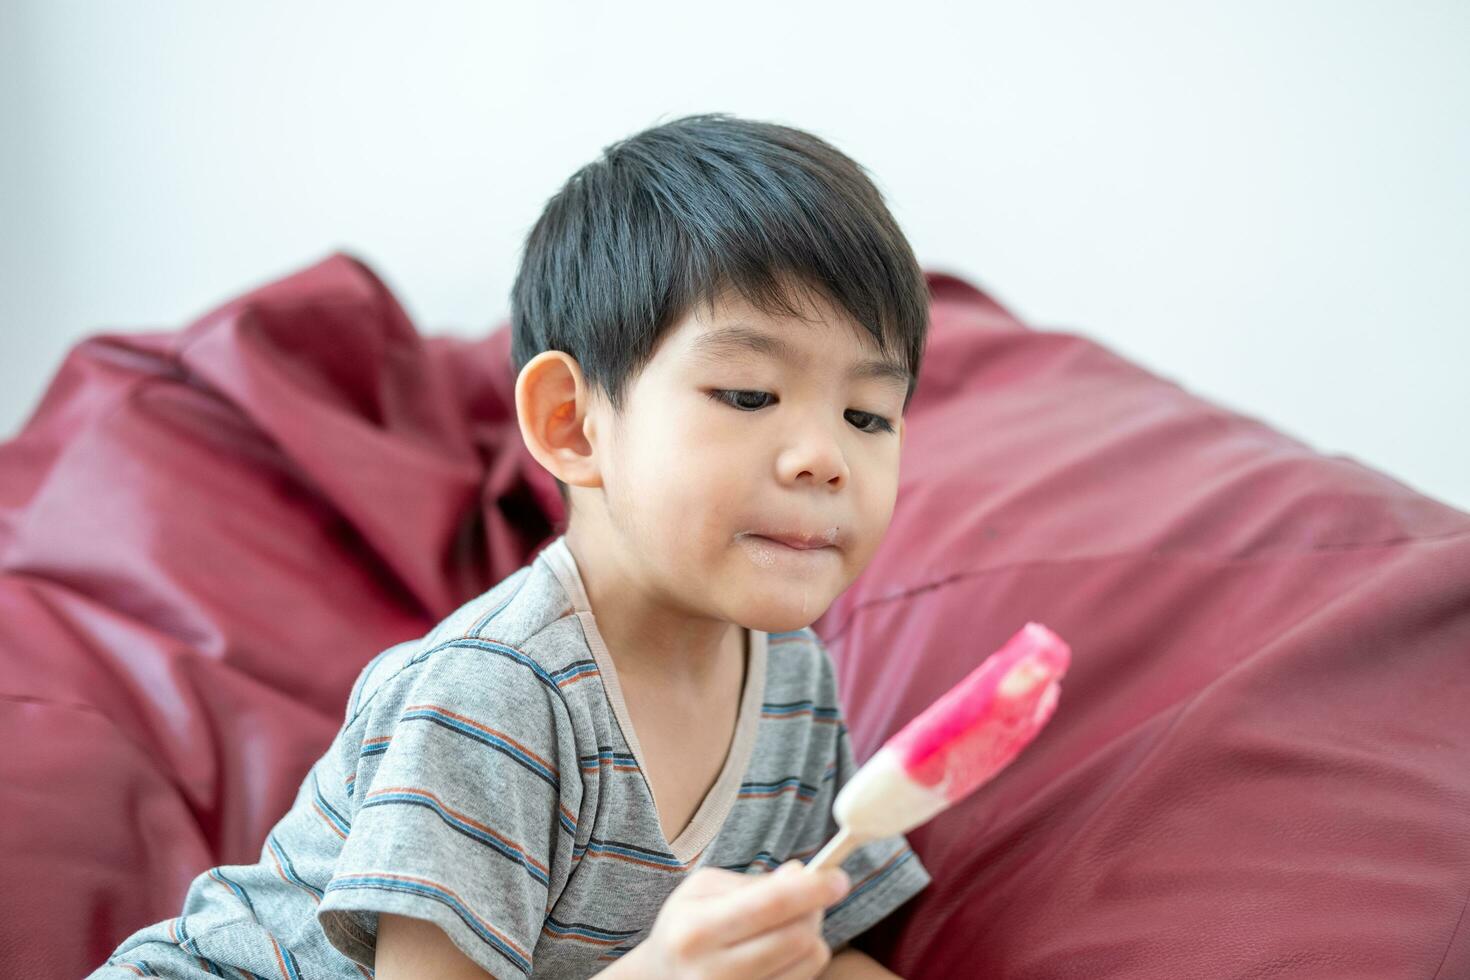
[[2, 253, 1466, 979]]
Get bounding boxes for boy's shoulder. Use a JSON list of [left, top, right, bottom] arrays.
[[763, 626, 843, 702], [344, 548, 590, 725], [421, 546, 586, 661]]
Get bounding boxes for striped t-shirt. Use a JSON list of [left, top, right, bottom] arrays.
[[92, 534, 931, 979]]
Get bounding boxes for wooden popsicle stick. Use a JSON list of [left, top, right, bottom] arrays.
[[805, 826, 864, 874]]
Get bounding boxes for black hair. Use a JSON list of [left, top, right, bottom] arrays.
[[509, 112, 930, 501]]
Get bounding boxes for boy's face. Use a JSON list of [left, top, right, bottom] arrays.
[[587, 281, 909, 634]]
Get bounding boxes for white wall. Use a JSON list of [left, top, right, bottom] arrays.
[[3, 1, 1466, 511]]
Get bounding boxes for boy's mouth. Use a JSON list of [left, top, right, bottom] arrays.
[[739, 528, 842, 551]]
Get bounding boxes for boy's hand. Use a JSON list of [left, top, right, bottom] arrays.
[[608, 859, 850, 979]]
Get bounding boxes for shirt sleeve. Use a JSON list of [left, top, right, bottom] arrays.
[[804, 635, 932, 952], [317, 640, 582, 979]]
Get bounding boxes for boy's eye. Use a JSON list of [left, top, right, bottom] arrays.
[[702, 387, 893, 434], [711, 387, 770, 411]]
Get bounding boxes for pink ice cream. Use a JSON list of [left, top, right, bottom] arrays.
[[808, 623, 1071, 871], [888, 621, 1071, 796]]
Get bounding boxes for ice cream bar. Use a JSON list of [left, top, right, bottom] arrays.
[[806, 622, 1071, 874]]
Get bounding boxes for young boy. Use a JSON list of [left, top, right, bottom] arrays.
[[93, 112, 932, 979]]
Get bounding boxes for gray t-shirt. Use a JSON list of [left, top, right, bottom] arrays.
[[92, 535, 930, 979]]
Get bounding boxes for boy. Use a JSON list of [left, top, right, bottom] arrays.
[[93, 112, 932, 979]]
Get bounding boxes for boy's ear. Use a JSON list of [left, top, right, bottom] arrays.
[[515, 351, 604, 490]]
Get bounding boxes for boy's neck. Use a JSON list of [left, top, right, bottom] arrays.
[[563, 522, 743, 690]]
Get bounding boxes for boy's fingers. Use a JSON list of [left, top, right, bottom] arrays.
[[707, 905, 828, 978], [679, 866, 752, 898], [704, 861, 847, 946]]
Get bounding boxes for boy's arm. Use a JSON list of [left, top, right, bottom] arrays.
[[820, 946, 905, 979], [374, 913, 494, 980]]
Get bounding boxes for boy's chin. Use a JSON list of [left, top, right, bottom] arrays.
[[730, 588, 836, 635]]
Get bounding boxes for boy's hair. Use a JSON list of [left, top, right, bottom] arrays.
[[509, 112, 930, 503]]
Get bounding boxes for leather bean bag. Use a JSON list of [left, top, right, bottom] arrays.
[[2, 253, 1465, 979]]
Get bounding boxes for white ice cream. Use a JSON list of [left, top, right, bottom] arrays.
[[830, 745, 949, 839]]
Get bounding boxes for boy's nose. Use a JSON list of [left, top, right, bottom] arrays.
[[770, 443, 852, 490]]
